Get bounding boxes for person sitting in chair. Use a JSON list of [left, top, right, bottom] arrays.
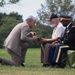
[[48, 15, 75, 68]]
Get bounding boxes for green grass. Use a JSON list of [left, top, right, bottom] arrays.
[[0, 48, 75, 75]]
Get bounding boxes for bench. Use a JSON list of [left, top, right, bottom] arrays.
[[66, 50, 75, 68]]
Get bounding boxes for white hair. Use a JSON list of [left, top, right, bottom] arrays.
[[26, 15, 36, 21]]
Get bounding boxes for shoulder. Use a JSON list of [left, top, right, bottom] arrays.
[[72, 25, 75, 28], [58, 22, 64, 28], [21, 21, 29, 28], [71, 25, 75, 29], [70, 25, 75, 32], [57, 23, 65, 30], [58, 22, 62, 26], [21, 25, 29, 30]]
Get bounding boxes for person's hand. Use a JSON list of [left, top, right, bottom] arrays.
[[39, 38, 46, 42], [29, 32, 37, 36], [33, 36, 39, 41], [38, 37, 42, 41], [27, 32, 37, 37], [51, 41, 58, 48]]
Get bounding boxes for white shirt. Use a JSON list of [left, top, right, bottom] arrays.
[[52, 22, 66, 39]]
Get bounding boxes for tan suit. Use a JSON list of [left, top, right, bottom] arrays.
[[1, 21, 33, 66]]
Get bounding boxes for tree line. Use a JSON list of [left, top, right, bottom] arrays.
[[0, 12, 53, 48], [0, 0, 75, 48]]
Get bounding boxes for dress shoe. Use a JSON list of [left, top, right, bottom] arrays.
[[49, 65, 54, 68], [21, 63, 25, 67], [53, 65, 60, 68], [59, 64, 65, 68], [43, 64, 50, 67], [53, 64, 64, 68], [0, 58, 2, 63]]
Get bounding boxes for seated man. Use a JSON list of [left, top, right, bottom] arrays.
[[48, 15, 75, 68], [40, 13, 65, 67]]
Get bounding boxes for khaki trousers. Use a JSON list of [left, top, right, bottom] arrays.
[[41, 43, 51, 64], [1, 44, 28, 66]]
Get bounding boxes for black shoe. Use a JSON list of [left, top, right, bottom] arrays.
[[53, 64, 65, 68], [0, 58, 2, 63], [21, 63, 25, 67], [53, 65, 60, 68], [49, 63, 56, 68], [43, 64, 50, 67], [59, 64, 65, 68]]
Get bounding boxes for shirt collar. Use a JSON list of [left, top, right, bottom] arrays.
[[67, 22, 72, 28]]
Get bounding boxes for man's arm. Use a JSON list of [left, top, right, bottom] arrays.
[[21, 25, 38, 42], [39, 37, 59, 43]]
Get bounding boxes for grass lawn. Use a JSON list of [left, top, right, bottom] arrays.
[[0, 48, 75, 75]]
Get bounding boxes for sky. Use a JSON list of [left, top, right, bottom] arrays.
[[0, 0, 45, 20]]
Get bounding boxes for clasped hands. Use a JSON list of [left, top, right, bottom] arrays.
[[28, 32, 49, 42], [27, 32, 39, 41]]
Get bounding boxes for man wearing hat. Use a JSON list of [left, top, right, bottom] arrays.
[[50, 15, 75, 68], [40, 13, 65, 67]]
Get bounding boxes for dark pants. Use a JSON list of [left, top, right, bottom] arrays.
[[48, 43, 70, 67], [48, 46, 55, 64], [52, 43, 69, 65]]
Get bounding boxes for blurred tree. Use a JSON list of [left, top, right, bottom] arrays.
[[37, 0, 75, 25], [28, 22, 53, 48], [0, 12, 23, 48], [0, 0, 20, 6], [0, 12, 52, 48]]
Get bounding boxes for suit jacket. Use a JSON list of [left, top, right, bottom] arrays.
[[63, 23, 75, 49], [4, 21, 33, 56]]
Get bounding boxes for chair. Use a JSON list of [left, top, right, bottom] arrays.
[[66, 50, 75, 68]]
